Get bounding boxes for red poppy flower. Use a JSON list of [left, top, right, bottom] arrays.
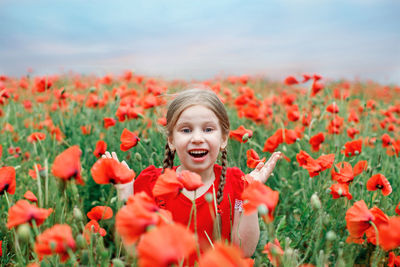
[[87, 206, 113, 221], [229, 125, 253, 143], [91, 158, 135, 184], [353, 160, 368, 177], [80, 125, 92, 135], [34, 224, 76, 262], [382, 133, 392, 147], [388, 252, 400, 267], [348, 109, 360, 123], [327, 115, 344, 134], [309, 132, 325, 152], [28, 163, 45, 180], [83, 220, 106, 243], [302, 74, 311, 83], [27, 132, 46, 143], [311, 81, 324, 96], [345, 200, 374, 240], [287, 105, 300, 122], [329, 183, 352, 200], [379, 217, 400, 251], [241, 180, 279, 223], [198, 242, 251, 267], [0, 166, 16, 195], [366, 174, 392, 196], [246, 149, 266, 168], [331, 162, 354, 184], [7, 200, 53, 228], [365, 207, 389, 245], [342, 139, 362, 157], [396, 202, 400, 216], [177, 170, 203, 191], [137, 223, 197, 267], [263, 129, 283, 153], [93, 140, 107, 158], [284, 76, 299, 86], [152, 168, 183, 199], [52, 146, 83, 185], [157, 117, 167, 126], [263, 238, 283, 266], [24, 190, 38, 202], [120, 128, 140, 151], [103, 117, 116, 129], [326, 103, 339, 113], [0, 240, 2, 257], [116, 192, 171, 245], [296, 151, 334, 177], [346, 127, 359, 139]]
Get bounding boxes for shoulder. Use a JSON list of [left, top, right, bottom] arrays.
[[134, 165, 162, 195]]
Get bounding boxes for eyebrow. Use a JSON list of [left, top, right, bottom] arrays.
[[175, 121, 218, 128]]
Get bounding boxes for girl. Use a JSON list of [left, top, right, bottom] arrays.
[[105, 88, 282, 258]]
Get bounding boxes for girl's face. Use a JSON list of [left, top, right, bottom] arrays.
[[168, 105, 228, 177]]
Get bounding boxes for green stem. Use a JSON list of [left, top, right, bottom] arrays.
[[34, 163, 43, 207]]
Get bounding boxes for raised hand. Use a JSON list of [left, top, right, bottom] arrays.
[[249, 151, 282, 184], [102, 151, 134, 201]]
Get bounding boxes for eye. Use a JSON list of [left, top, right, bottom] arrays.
[[181, 128, 191, 133], [204, 127, 214, 133]]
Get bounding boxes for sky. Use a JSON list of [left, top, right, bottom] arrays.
[[1, 0, 400, 84]]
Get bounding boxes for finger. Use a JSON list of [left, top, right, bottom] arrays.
[[105, 151, 112, 158], [111, 152, 119, 162], [121, 160, 130, 169], [256, 162, 264, 170], [101, 155, 106, 159]]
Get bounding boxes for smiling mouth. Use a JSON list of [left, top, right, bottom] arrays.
[[188, 149, 208, 158]]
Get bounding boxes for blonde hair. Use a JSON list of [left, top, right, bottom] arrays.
[[162, 88, 230, 208]]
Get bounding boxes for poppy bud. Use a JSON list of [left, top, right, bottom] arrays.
[[354, 150, 359, 155], [110, 196, 117, 204], [326, 230, 336, 241], [73, 207, 83, 221], [205, 193, 213, 203], [112, 259, 125, 267], [89, 87, 96, 93], [258, 204, 269, 215], [134, 152, 142, 161], [242, 133, 250, 142], [284, 247, 294, 258], [310, 193, 321, 210], [17, 224, 31, 242], [282, 145, 287, 152], [338, 188, 343, 196], [76, 234, 86, 249]]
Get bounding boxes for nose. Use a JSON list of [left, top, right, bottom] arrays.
[[191, 129, 204, 143]]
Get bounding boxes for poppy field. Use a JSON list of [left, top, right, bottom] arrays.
[[0, 72, 399, 266]]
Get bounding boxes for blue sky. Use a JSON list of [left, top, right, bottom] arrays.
[[1, 0, 399, 83]]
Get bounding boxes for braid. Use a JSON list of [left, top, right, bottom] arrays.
[[217, 148, 228, 205], [162, 142, 175, 173]]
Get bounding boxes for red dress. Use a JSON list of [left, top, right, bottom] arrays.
[[134, 164, 245, 252]]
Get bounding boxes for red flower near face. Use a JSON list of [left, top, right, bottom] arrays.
[[345, 200, 374, 240], [87, 206, 113, 221], [229, 125, 253, 143], [263, 238, 283, 266], [52, 146, 83, 185], [103, 117, 116, 129], [120, 128, 140, 151], [93, 140, 107, 158], [91, 158, 135, 184], [7, 200, 53, 228], [116, 192, 166, 245], [27, 132, 46, 143], [326, 103, 339, 113], [0, 166, 16, 195], [83, 220, 106, 244], [24, 190, 38, 202], [176, 170, 203, 191], [284, 76, 299, 86], [241, 180, 279, 223], [329, 183, 352, 200], [379, 217, 400, 251], [309, 132, 325, 152], [342, 139, 362, 157], [137, 223, 197, 267], [153, 168, 183, 199], [198, 242, 251, 267], [29, 163, 45, 179], [366, 174, 392, 196], [34, 224, 76, 262], [246, 149, 266, 168]]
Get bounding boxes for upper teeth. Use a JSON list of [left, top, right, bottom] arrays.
[[190, 150, 207, 154]]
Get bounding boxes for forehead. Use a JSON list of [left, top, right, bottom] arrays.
[[176, 105, 219, 124]]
